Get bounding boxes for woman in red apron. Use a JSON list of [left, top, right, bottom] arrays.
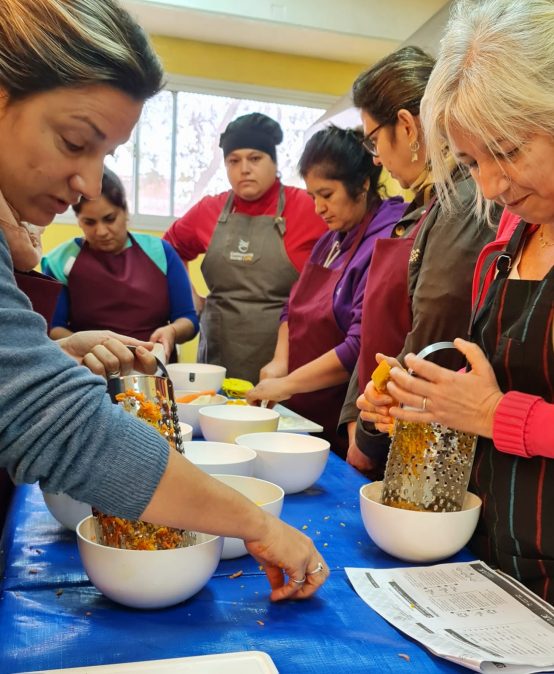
[[341, 46, 494, 475], [164, 113, 327, 383], [378, 0, 554, 601], [247, 126, 406, 457], [43, 168, 198, 361]]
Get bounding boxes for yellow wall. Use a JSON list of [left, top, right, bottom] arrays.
[[150, 35, 367, 96]]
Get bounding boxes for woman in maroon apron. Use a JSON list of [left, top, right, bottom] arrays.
[[43, 168, 198, 362], [342, 46, 494, 475], [377, 0, 554, 601], [247, 126, 406, 457]]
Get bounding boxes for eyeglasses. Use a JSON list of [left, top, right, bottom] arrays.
[[362, 122, 386, 157]]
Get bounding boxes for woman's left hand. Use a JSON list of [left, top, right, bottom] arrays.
[[386, 338, 504, 438], [59, 331, 157, 378], [246, 377, 292, 406], [149, 325, 177, 360]]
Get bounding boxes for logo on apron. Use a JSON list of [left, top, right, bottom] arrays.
[[229, 238, 254, 263]]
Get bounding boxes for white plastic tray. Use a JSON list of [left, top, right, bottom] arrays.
[[21, 651, 278, 674], [275, 404, 323, 434]]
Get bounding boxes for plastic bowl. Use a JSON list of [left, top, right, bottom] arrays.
[[199, 405, 279, 444], [76, 516, 223, 609], [42, 491, 92, 531], [235, 432, 330, 494], [182, 441, 256, 476], [178, 421, 193, 442], [212, 474, 284, 559], [359, 481, 482, 563], [167, 363, 226, 392], [175, 390, 228, 436]]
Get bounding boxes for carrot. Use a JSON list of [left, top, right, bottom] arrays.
[[176, 390, 216, 404]]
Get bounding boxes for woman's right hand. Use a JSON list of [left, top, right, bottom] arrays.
[[59, 331, 157, 378], [245, 513, 329, 601], [356, 354, 400, 434]]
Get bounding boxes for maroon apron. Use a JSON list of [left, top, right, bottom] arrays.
[[358, 202, 432, 392], [14, 270, 62, 329], [67, 234, 170, 342], [286, 219, 369, 458]]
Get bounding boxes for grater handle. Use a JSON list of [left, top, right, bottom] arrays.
[[408, 341, 457, 374]]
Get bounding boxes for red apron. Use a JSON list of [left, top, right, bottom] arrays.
[[358, 203, 431, 392], [287, 220, 369, 458], [14, 270, 62, 329], [67, 234, 170, 342]]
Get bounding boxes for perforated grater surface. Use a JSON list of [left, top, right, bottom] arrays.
[[93, 349, 195, 551], [381, 342, 478, 513], [107, 348, 185, 456]]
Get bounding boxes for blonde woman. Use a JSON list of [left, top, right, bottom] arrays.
[[365, 0, 554, 601], [0, 0, 327, 599]]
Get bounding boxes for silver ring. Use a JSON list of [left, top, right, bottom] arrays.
[[107, 370, 121, 378], [291, 576, 306, 585], [307, 562, 324, 575], [421, 396, 427, 411]]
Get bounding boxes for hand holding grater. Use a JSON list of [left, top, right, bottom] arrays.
[[381, 342, 478, 513]]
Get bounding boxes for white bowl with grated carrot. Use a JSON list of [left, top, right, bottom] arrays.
[[175, 390, 228, 436]]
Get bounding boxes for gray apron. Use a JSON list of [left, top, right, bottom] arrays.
[[199, 186, 299, 382]]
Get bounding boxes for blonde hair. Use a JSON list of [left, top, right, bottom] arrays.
[[422, 0, 554, 213], [0, 0, 163, 102]]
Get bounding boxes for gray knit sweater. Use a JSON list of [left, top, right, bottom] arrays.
[[0, 229, 169, 519]]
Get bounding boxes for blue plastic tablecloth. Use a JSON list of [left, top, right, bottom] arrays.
[[0, 452, 472, 674]]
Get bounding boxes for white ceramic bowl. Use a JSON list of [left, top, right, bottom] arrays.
[[76, 516, 223, 609], [178, 421, 193, 442], [175, 390, 228, 436], [359, 481, 482, 563], [235, 432, 330, 494], [199, 405, 279, 444], [167, 363, 226, 392], [212, 474, 284, 559], [42, 491, 92, 531], [182, 441, 257, 476]]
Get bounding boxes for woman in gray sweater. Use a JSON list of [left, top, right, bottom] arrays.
[[0, 0, 327, 600]]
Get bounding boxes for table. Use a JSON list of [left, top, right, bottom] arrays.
[[0, 453, 472, 674]]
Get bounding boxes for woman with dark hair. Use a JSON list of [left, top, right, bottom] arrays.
[[247, 125, 405, 456], [339, 46, 495, 475], [164, 112, 327, 383], [43, 167, 199, 361], [0, 0, 328, 600]]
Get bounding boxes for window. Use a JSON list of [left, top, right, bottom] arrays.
[[78, 77, 333, 230]]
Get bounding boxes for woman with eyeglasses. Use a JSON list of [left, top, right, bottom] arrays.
[[246, 125, 405, 456], [339, 46, 495, 476]]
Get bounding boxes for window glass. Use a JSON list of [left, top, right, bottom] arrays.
[[103, 88, 326, 224]]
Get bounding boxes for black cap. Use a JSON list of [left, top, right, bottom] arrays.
[[219, 112, 283, 162]]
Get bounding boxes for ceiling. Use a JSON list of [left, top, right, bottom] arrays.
[[122, 0, 450, 64]]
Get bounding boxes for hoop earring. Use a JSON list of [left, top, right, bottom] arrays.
[[410, 140, 420, 163]]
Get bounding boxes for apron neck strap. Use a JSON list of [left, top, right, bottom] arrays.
[[217, 191, 236, 224], [468, 219, 529, 339]]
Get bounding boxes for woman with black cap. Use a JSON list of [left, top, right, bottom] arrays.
[[164, 112, 327, 383]]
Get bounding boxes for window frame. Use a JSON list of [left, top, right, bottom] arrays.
[[53, 75, 337, 231]]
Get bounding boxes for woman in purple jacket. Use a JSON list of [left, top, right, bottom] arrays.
[[247, 125, 405, 456]]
